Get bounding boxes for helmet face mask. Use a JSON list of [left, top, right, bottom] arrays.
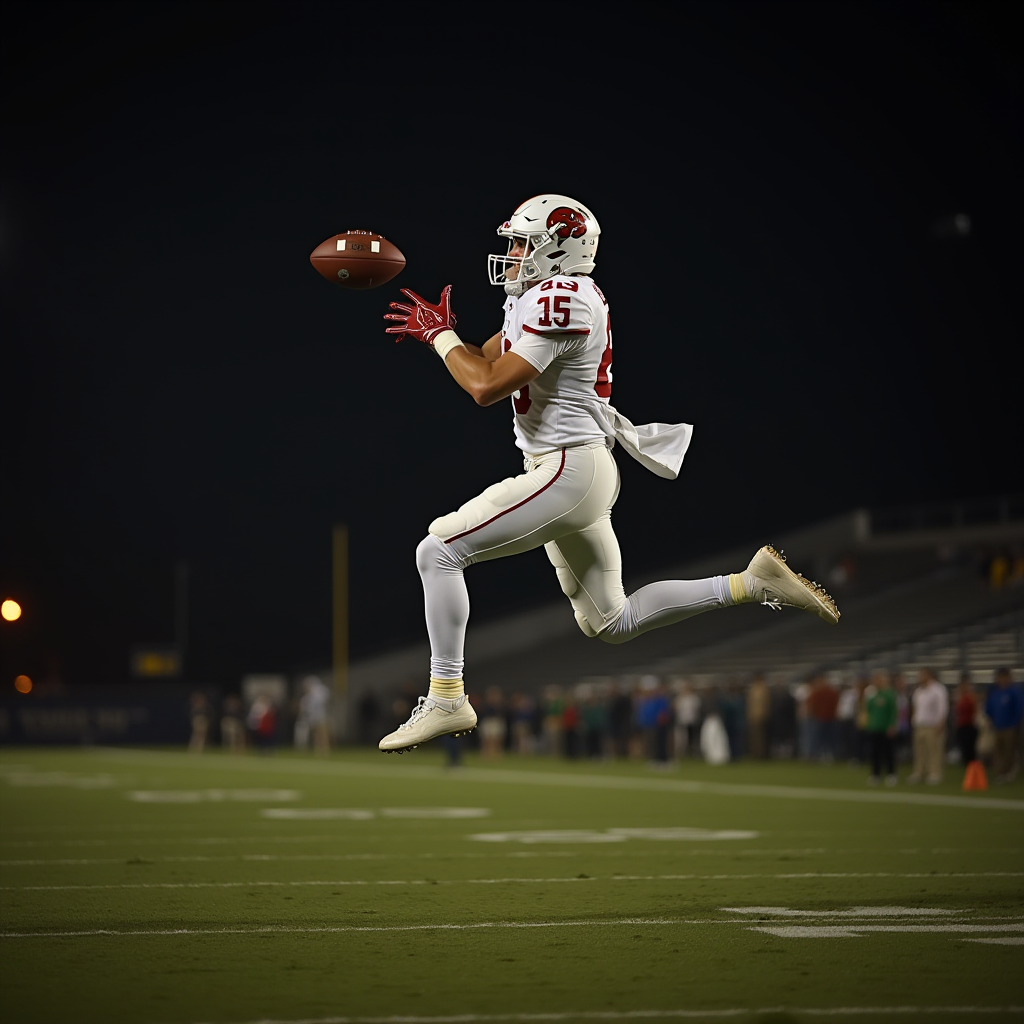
[[488, 195, 600, 296]]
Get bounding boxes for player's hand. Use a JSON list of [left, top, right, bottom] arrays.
[[384, 285, 457, 345]]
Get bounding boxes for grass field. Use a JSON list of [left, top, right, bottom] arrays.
[[1, 746, 1022, 1024]]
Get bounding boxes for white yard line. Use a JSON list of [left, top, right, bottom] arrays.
[[76, 749, 1024, 811], [4, 915, 1024, 940], [3, 872, 1022, 891], [604, 872, 1024, 880], [0, 919, 749, 938], [752, 924, 1024, 936], [0, 852, 588, 865], [722, 905, 1011, 917], [0, 837, 834, 857]]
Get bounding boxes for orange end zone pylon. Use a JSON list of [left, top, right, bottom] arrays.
[[963, 760, 988, 791]]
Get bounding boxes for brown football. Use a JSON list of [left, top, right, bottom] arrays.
[[309, 230, 406, 290]]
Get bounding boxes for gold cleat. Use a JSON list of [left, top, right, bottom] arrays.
[[745, 544, 840, 625]]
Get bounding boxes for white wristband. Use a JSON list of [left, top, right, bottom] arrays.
[[432, 330, 465, 361]]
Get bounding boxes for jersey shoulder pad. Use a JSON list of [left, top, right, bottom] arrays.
[[520, 277, 595, 336]]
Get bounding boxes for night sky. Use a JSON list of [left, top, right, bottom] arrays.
[[1, 1, 1021, 692]]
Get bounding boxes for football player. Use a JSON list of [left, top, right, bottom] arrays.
[[379, 194, 839, 753]]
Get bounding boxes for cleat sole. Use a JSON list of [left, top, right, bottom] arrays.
[[380, 725, 476, 753]]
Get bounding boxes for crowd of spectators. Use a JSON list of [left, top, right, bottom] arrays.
[[365, 665, 1024, 782], [194, 666, 1022, 787], [189, 675, 333, 756]]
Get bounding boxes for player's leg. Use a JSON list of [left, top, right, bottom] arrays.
[[543, 444, 733, 640], [374, 532, 480, 753], [379, 444, 615, 753], [424, 445, 611, 671], [545, 450, 839, 642], [417, 532, 470, 682], [545, 512, 735, 642], [548, 483, 835, 643]]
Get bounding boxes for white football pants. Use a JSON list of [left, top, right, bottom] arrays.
[[417, 442, 734, 679]]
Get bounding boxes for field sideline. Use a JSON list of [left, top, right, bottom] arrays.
[[1, 746, 1022, 1024]]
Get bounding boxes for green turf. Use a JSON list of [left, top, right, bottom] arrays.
[[1, 746, 1022, 1024]]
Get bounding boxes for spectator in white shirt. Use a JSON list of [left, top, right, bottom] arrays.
[[297, 676, 332, 756], [908, 667, 949, 784], [673, 679, 702, 759]]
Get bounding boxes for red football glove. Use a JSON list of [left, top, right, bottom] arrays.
[[384, 285, 457, 345]]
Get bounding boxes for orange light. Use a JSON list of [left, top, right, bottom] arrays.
[[14, 675, 32, 694], [1, 600, 21, 622]]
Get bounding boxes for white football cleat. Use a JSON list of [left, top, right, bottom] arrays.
[[745, 544, 840, 625], [378, 694, 477, 754]]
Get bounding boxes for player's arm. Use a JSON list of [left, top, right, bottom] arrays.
[[442, 345, 538, 407], [384, 288, 533, 405], [458, 332, 503, 361], [480, 332, 503, 361]]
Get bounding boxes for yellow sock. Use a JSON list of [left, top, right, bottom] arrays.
[[728, 573, 750, 604], [428, 677, 464, 700]]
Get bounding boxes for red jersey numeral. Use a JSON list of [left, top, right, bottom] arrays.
[[503, 338, 532, 413], [595, 313, 613, 398], [536, 294, 571, 328]]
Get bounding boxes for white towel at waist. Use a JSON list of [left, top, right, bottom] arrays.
[[595, 403, 694, 480]]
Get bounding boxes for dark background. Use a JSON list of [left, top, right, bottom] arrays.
[[1, 0, 1021, 691]]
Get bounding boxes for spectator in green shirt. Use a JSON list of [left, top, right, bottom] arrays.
[[864, 669, 898, 786]]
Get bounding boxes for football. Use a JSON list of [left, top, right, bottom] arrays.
[[309, 230, 406, 290]]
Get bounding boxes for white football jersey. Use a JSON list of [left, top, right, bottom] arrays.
[[501, 275, 614, 454]]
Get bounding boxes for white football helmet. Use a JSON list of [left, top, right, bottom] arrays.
[[488, 195, 600, 296]]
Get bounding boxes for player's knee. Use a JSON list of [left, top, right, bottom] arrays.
[[415, 534, 463, 578], [573, 610, 601, 638], [570, 614, 627, 644], [596, 624, 631, 645], [415, 536, 436, 576], [592, 601, 635, 645]]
